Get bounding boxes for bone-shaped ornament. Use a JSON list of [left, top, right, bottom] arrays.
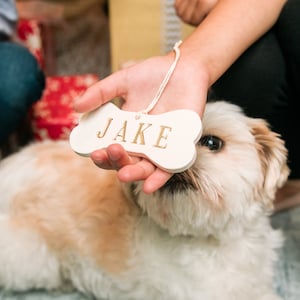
[[69, 102, 202, 173]]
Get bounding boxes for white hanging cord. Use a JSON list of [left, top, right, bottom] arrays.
[[138, 40, 183, 116]]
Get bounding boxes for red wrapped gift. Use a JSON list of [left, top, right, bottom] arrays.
[[17, 19, 44, 69], [32, 74, 99, 140]]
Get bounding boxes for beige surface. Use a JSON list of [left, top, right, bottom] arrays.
[[109, 0, 194, 71]]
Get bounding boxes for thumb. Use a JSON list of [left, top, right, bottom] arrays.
[[74, 70, 127, 113]]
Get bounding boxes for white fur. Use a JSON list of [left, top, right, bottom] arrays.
[[0, 101, 289, 299]]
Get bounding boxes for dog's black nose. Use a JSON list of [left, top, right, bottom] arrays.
[[161, 171, 198, 194]]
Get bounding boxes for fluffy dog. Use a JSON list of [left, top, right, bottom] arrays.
[[0, 101, 289, 300]]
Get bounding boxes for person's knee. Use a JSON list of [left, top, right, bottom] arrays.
[[212, 32, 288, 117], [0, 42, 45, 143], [0, 42, 45, 112]]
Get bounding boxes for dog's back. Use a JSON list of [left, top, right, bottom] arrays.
[[0, 101, 288, 300]]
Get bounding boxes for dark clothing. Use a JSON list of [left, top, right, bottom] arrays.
[[0, 42, 45, 143], [210, 0, 300, 178]]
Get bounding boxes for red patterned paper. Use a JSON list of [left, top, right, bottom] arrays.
[[17, 19, 44, 68], [32, 74, 99, 140]]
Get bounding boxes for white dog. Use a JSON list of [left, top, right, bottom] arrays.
[[0, 101, 289, 300]]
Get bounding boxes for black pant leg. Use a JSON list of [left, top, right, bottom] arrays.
[[209, 29, 299, 178], [275, 0, 300, 178]]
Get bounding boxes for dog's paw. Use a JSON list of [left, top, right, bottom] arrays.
[[69, 102, 202, 172]]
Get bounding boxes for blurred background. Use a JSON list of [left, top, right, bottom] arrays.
[[16, 0, 111, 77]]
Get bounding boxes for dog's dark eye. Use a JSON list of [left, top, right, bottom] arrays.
[[199, 135, 223, 152]]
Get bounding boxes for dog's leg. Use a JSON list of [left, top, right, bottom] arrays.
[[0, 215, 62, 292]]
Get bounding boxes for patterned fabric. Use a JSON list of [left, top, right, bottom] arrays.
[[16, 19, 44, 68], [31, 74, 99, 140], [16, 19, 99, 141]]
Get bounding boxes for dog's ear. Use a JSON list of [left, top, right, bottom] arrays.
[[248, 118, 290, 205]]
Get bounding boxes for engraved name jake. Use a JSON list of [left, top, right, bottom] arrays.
[[96, 118, 173, 149]]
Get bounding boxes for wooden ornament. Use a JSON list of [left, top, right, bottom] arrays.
[[69, 102, 202, 173]]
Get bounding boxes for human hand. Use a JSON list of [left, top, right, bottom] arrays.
[[175, 0, 218, 26], [74, 52, 209, 193]]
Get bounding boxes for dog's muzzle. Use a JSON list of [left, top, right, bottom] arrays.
[[160, 170, 199, 194]]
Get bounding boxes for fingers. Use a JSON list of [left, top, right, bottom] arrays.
[[175, 0, 199, 26], [142, 169, 172, 194], [174, 0, 191, 17], [175, 0, 218, 26], [91, 143, 172, 193], [117, 160, 156, 182], [118, 161, 172, 194], [91, 144, 135, 170], [74, 70, 127, 113]]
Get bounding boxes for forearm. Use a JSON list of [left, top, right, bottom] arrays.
[[180, 0, 287, 86]]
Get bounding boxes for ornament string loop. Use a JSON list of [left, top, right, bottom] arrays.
[[137, 40, 183, 116]]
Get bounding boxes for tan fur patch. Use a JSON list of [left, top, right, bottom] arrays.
[[10, 144, 139, 274], [250, 119, 289, 205]]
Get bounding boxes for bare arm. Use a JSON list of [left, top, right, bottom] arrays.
[[74, 0, 287, 194], [179, 0, 286, 85]]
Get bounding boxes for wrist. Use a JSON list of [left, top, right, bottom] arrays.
[[161, 46, 210, 116]]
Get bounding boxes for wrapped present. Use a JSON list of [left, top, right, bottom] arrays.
[[31, 74, 99, 140], [17, 19, 44, 68]]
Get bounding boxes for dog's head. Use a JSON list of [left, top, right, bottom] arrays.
[[127, 101, 289, 236]]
